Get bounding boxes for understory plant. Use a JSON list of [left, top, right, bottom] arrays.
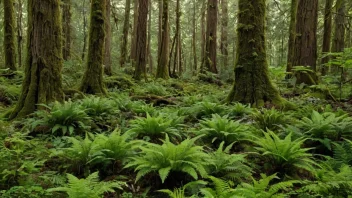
[[252, 108, 291, 131], [125, 135, 209, 183]]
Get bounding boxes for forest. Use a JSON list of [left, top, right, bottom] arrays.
[[0, 0, 352, 197]]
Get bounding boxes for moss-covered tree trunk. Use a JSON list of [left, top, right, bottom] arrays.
[[156, 0, 170, 79], [292, 0, 318, 85], [4, 0, 17, 71], [133, 0, 148, 81], [227, 0, 282, 107], [130, 0, 139, 65], [119, 0, 131, 67], [192, 0, 197, 72], [220, 0, 229, 72], [10, 0, 64, 119], [80, 0, 107, 95], [104, 0, 112, 75], [204, 0, 218, 73], [321, 0, 333, 76], [62, 0, 72, 61], [286, 0, 297, 75], [16, 0, 23, 68], [147, 0, 153, 73]]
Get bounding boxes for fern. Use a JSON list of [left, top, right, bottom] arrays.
[[47, 172, 125, 198], [208, 142, 252, 182], [251, 130, 318, 175], [198, 114, 249, 145], [252, 108, 291, 131], [228, 103, 253, 118], [200, 176, 236, 198], [332, 139, 352, 167], [158, 180, 207, 198], [125, 135, 210, 183]]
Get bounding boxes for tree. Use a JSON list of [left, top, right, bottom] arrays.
[[292, 0, 318, 85], [227, 0, 283, 107], [104, 0, 112, 75], [192, 0, 197, 72], [62, 0, 72, 61], [4, 0, 17, 71], [172, 0, 182, 76], [16, 0, 23, 68], [331, 0, 346, 73], [147, 0, 153, 73], [321, 0, 333, 76], [133, 0, 149, 81], [156, 0, 170, 79], [120, 0, 131, 67], [204, 0, 218, 73], [286, 0, 297, 75], [10, 0, 64, 119], [130, 0, 139, 65], [80, 0, 107, 95], [220, 0, 229, 72]]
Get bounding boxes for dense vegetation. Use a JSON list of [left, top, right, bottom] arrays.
[[0, 0, 352, 197]]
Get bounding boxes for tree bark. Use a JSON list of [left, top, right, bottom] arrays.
[[16, 0, 23, 68], [172, 0, 182, 76], [331, 0, 346, 73], [81, 0, 88, 60], [62, 0, 72, 61], [10, 0, 64, 119], [220, 0, 229, 72], [130, 0, 139, 65], [119, 0, 131, 67], [156, 0, 170, 79], [321, 0, 333, 76], [292, 0, 318, 85], [192, 0, 197, 72], [134, 0, 148, 81], [286, 0, 297, 75], [104, 0, 112, 75], [200, 1, 206, 72], [4, 0, 17, 71], [204, 0, 218, 73], [80, 0, 107, 95], [147, 0, 153, 73], [227, 0, 282, 107]]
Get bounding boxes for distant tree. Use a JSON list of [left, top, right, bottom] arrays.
[[10, 0, 64, 119], [220, 0, 229, 72], [130, 0, 139, 65], [156, 0, 170, 79], [62, 0, 72, 61], [120, 0, 131, 67], [292, 0, 318, 85], [321, 0, 333, 76], [133, 0, 149, 81], [104, 0, 112, 75], [204, 0, 218, 73], [80, 0, 107, 95], [4, 0, 17, 71], [286, 0, 297, 75], [227, 0, 283, 107], [331, 0, 346, 73]]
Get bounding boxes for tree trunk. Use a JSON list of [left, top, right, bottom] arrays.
[[134, 0, 148, 81], [156, 0, 170, 79], [119, 0, 131, 67], [227, 0, 282, 107], [130, 0, 139, 64], [292, 0, 318, 85], [321, 0, 333, 76], [200, 1, 206, 72], [4, 0, 17, 71], [104, 0, 112, 75], [62, 0, 72, 61], [158, 0, 163, 64], [81, 0, 88, 60], [220, 0, 229, 73], [203, 0, 218, 73], [172, 0, 181, 76], [331, 0, 346, 73], [147, 0, 153, 73], [286, 0, 297, 75], [10, 0, 64, 119], [192, 0, 197, 72], [80, 0, 107, 95], [16, 0, 23, 68]]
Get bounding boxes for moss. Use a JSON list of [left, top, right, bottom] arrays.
[[227, 0, 286, 108], [79, 0, 107, 95], [105, 76, 135, 90], [9, 0, 64, 119], [3, 0, 17, 71], [63, 89, 85, 100]]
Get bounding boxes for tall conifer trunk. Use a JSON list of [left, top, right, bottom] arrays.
[[227, 0, 283, 107], [286, 0, 297, 75], [4, 0, 17, 71], [204, 0, 218, 73], [134, 0, 148, 81], [156, 0, 170, 79], [104, 0, 112, 75], [80, 0, 107, 95], [120, 0, 131, 67], [321, 0, 333, 76], [62, 0, 72, 61], [10, 0, 64, 119]]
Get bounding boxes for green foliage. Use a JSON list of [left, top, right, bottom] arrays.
[[47, 172, 125, 198], [300, 165, 352, 197], [198, 114, 249, 145], [30, 101, 91, 136], [228, 103, 253, 118], [127, 113, 182, 140], [297, 111, 352, 150], [135, 81, 169, 96], [79, 96, 118, 120], [1, 186, 52, 198], [332, 139, 352, 167], [252, 108, 291, 131], [158, 180, 207, 198], [125, 135, 209, 183], [251, 130, 318, 174], [208, 142, 252, 181], [200, 176, 236, 198]]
